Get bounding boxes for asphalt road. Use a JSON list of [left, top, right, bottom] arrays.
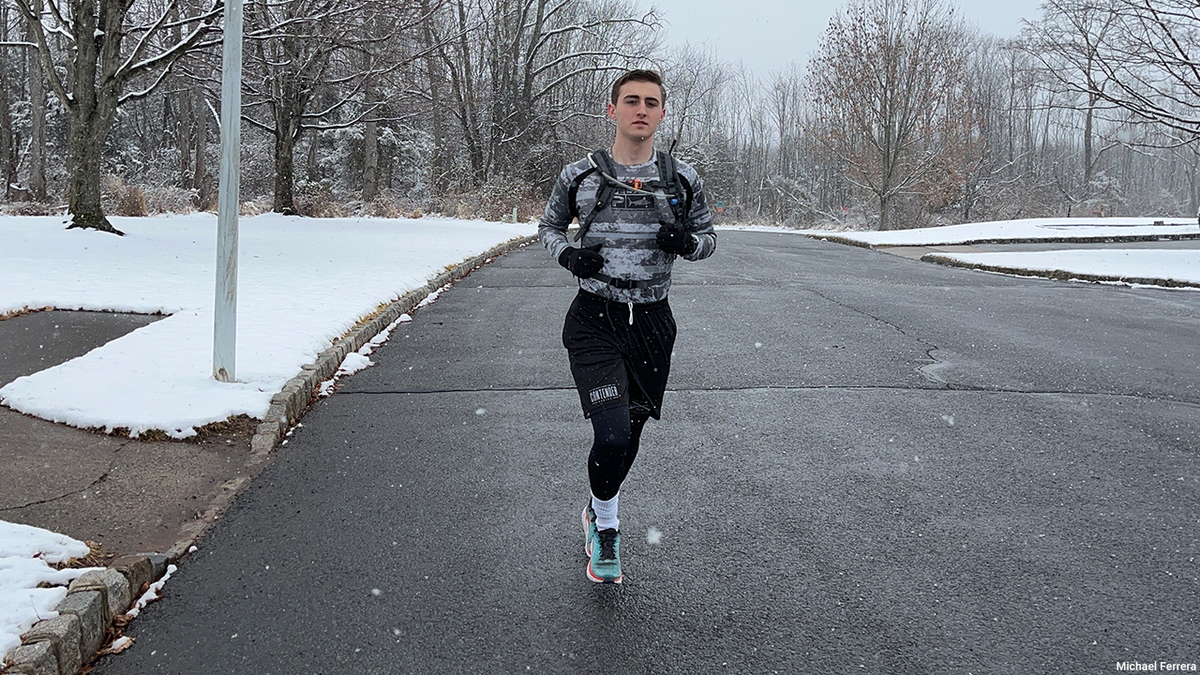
[[93, 231, 1199, 674]]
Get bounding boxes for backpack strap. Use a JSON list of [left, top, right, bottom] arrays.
[[655, 150, 692, 226], [570, 148, 693, 241], [567, 166, 595, 221], [572, 149, 620, 242]]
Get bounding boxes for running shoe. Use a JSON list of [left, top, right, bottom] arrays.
[[587, 527, 622, 584]]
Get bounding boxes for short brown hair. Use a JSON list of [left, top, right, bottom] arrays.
[[611, 69, 666, 106]]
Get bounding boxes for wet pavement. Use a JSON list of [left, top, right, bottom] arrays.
[[9, 231, 1198, 673]]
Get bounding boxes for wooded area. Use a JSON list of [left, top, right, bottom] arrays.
[[3, 0, 1200, 231]]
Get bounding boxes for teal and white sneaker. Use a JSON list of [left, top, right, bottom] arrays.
[[586, 528, 622, 584], [582, 503, 598, 557]]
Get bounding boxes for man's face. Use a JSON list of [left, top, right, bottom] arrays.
[[607, 80, 666, 143]]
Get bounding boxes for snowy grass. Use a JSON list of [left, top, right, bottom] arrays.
[[806, 216, 1199, 246], [0, 213, 535, 438], [728, 218, 1200, 287], [0, 522, 101, 661]]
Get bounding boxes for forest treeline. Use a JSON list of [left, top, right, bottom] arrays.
[[2, 0, 1200, 231]]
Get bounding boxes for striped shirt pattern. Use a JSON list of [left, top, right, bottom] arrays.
[[539, 154, 716, 304]]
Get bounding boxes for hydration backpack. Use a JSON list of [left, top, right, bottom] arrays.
[[567, 148, 693, 242]]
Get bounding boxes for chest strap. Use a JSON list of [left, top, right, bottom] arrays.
[[590, 272, 670, 289]]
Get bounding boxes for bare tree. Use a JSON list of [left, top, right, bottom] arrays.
[[242, 0, 424, 213], [1021, 0, 1121, 191], [12, 0, 221, 233], [1, 3, 12, 199], [426, 0, 659, 188], [807, 0, 971, 230], [25, 0, 47, 202], [1065, 0, 1200, 140]]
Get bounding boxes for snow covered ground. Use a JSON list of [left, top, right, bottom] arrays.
[[2, 213, 1197, 663], [0, 521, 100, 661], [0, 212, 533, 663], [806, 217, 1200, 286], [0, 213, 536, 438]]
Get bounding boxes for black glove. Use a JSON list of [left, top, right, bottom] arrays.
[[558, 243, 605, 278], [657, 221, 697, 255]]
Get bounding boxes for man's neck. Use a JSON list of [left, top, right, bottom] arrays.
[[610, 137, 655, 165]]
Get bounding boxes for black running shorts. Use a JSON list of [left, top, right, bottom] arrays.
[[562, 290, 677, 419]]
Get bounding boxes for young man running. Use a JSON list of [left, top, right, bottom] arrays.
[[538, 69, 716, 584]]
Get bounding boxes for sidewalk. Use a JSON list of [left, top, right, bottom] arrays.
[[0, 310, 256, 560]]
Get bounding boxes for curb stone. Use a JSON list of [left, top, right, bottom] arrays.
[[7, 558, 144, 675], [1, 234, 537, 675], [810, 231, 1200, 289], [919, 253, 1200, 289]]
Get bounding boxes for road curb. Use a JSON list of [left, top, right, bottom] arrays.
[[809, 231, 1200, 289], [920, 253, 1200, 289], [4, 234, 537, 675]]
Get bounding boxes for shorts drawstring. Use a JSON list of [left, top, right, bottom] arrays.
[[586, 291, 665, 331]]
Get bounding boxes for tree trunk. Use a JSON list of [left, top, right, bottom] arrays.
[[1083, 94, 1095, 189], [1190, 144, 1199, 218], [1, 2, 11, 201], [26, 7, 46, 202], [361, 22, 379, 202], [421, 0, 446, 194], [66, 108, 123, 234], [179, 91, 194, 190], [59, 0, 120, 233], [455, 0, 485, 185], [273, 129, 297, 214], [878, 194, 893, 231], [362, 112, 379, 201], [194, 96, 212, 209], [305, 134, 318, 180]]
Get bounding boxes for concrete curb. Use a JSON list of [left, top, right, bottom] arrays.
[[810, 231, 1200, 289], [6, 557, 168, 675], [920, 253, 1200, 289], [3, 234, 537, 675]]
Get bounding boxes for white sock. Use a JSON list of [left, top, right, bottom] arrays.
[[591, 493, 619, 531]]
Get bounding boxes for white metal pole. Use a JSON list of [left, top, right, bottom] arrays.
[[213, 0, 243, 383]]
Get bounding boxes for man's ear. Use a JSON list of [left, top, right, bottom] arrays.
[[606, 102, 616, 120]]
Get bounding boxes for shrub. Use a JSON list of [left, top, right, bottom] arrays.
[[101, 174, 147, 217]]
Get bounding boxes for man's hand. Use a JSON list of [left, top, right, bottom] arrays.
[[656, 221, 697, 255], [558, 243, 605, 278]]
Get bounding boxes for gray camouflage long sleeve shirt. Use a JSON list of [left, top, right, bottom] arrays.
[[539, 153, 716, 304]]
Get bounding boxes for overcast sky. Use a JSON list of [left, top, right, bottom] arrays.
[[646, 0, 1047, 77]]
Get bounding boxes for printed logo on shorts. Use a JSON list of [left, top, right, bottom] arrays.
[[588, 384, 620, 405]]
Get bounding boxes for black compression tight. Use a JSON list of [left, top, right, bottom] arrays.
[[588, 405, 650, 501]]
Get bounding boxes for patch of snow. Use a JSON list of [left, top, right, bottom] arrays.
[[933, 249, 1200, 286], [124, 564, 177, 619], [814, 217, 1199, 247], [0, 521, 102, 661]]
